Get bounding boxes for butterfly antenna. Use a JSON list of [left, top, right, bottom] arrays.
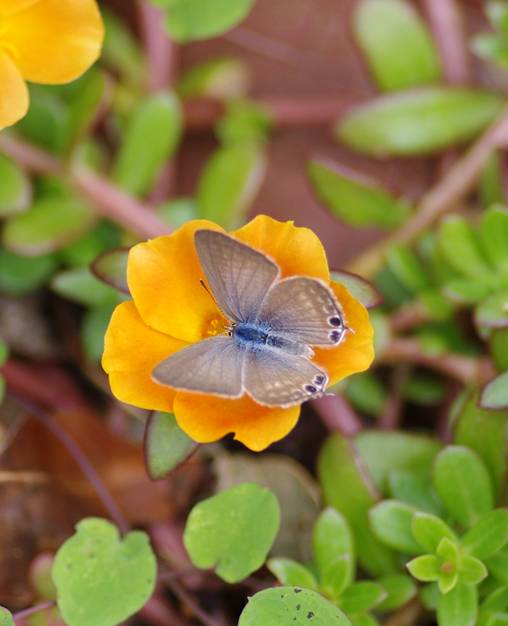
[[199, 279, 221, 310]]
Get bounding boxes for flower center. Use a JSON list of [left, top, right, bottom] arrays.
[[205, 315, 228, 337]]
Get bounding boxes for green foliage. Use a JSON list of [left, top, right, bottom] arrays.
[[51, 268, 121, 308], [472, 1, 508, 67], [307, 158, 411, 229], [238, 587, 351, 626], [354, 0, 441, 91], [337, 88, 502, 156], [0, 248, 57, 296], [144, 411, 197, 480], [178, 57, 250, 100], [184, 483, 280, 583], [481, 372, 508, 410], [0, 608, 14, 626], [0, 154, 31, 217], [437, 584, 477, 626], [267, 559, 318, 590], [52, 518, 157, 626]]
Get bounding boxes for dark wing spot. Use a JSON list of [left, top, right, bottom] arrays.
[[314, 374, 325, 386], [329, 316, 342, 327], [330, 330, 342, 343], [305, 385, 317, 394]]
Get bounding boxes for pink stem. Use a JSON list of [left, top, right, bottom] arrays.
[[138, 1, 178, 91], [312, 394, 363, 436], [12, 601, 55, 623]]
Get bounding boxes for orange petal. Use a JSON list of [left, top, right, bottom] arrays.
[[2, 0, 104, 84], [173, 392, 301, 452], [233, 214, 329, 280], [0, 1, 39, 16], [102, 301, 187, 412], [0, 51, 28, 130], [128, 220, 225, 343], [314, 281, 374, 385]]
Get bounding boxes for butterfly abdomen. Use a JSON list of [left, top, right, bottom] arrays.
[[233, 323, 311, 357]]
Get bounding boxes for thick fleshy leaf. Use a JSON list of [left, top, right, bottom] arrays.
[[102, 8, 145, 85], [238, 587, 351, 626], [369, 501, 421, 555], [313, 507, 354, 598], [318, 434, 397, 577], [406, 555, 439, 582], [331, 271, 382, 309], [0, 608, 14, 626], [386, 245, 431, 293], [487, 543, 508, 584], [459, 555, 487, 585], [0, 248, 57, 296], [51, 268, 120, 308], [354, 431, 440, 492], [491, 328, 508, 371], [307, 158, 411, 229], [63, 69, 107, 151], [480, 205, 508, 272], [388, 471, 443, 516], [216, 100, 272, 145], [481, 372, 508, 410], [196, 143, 266, 228], [143, 411, 197, 480], [156, 197, 197, 228], [91, 247, 130, 294], [184, 483, 280, 583], [337, 88, 502, 157], [483, 585, 508, 612], [462, 509, 508, 559], [476, 290, 508, 329], [165, 0, 254, 43], [443, 280, 491, 305], [345, 373, 387, 416], [454, 390, 508, 497], [479, 153, 504, 209], [267, 558, 318, 590], [353, 0, 440, 92], [341, 582, 386, 614], [52, 518, 157, 626], [178, 57, 249, 99], [437, 584, 477, 626], [113, 92, 183, 197], [0, 154, 31, 217], [377, 574, 416, 612], [3, 196, 95, 255], [411, 512, 456, 554], [433, 446, 494, 528]]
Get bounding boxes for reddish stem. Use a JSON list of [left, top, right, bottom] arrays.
[[12, 602, 55, 623], [312, 394, 363, 436]]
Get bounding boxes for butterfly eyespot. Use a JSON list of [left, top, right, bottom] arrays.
[[329, 316, 342, 327], [314, 374, 325, 386], [305, 384, 317, 394], [329, 330, 342, 343]]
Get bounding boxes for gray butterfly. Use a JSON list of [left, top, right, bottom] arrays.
[[152, 230, 346, 407]]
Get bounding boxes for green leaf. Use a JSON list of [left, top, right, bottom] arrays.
[[480, 205, 508, 273], [267, 558, 318, 590], [437, 216, 493, 281], [0, 339, 8, 366], [491, 328, 508, 371], [349, 615, 379, 626], [178, 57, 249, 100], [479, 153, 504, 209], [330, 272, 382, 310], [337, 88, 502, 157], [63, 70, 107, 151], [401, 375, 446, 406], [16, 85, 68, 153], [354, 431, 441, 492], [486, 544, 508, 584], [388, 471, 443, 516], [353, 0, 440, 92], [411, 512, 457, 553], [0, 154, 31, 217], [437, 584, 477, 626], [459, 555, 487, 585], [443, 280, 492, 305], [102, 9, 145, 85], [143, 412, 197, 480], [164, 0, 256, 42], [454, 390, 508, 497], [462, 510, 508, 559], [112, 92, 182, 197], [340, 582, 386, 614], [184, 483, 280, 583], [0, 248, 57, 296], [51, 268, 120, 308], [377, 574, 416, 612], [91, 247, 129, 294], [196, 143, 266, 228], [318, 434, 397, 577], [476, 290, 508, 330], [156, 197, 197, 228], [433, 446, 494, 527], [313, 507, 354, 597], [420, 582, 440, 610], [345, 373, 387, 416], [238, 587, 351, 626], [483, 585, 508, 612], [386, 244, 431, 293], [81, 304, 116, 362], [3, 196, 94, 256], [216, 100, 272, 145], [481, 373, 508, 410], [59, 221, 120, 268], [407, 555, 440, 582], [52, 518, 157, 626], [307, 158, 410, 229], [369, 500, 422, 554], [0, 608, 14, 626]]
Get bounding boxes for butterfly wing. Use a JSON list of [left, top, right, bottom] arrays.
[[258, 276, 345, 347], [152, 336, 245, 398], [244, 347, 328, 407], [195, 230, 279, 323]]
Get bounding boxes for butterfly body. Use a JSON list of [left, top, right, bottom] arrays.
[[152, 229, 347, 408]]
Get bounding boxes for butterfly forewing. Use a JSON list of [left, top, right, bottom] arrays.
[[152, 336, 246, 397], [244, 348, 328, 407], [195, 230, 279, 323], [258, 276, 345, 347]]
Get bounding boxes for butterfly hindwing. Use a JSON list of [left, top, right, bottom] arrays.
[[244, 346, 328, 407], [258, 276, 345, 347], [152, 336, 245, 397], [195, 230, 279, 323]]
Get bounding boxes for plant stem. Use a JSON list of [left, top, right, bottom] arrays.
[[12, 601, 55, 623], [348, 105, 508, 278], [312, 394, 363, 436], [164, 578, 228, 626], [8, 392, 130, 535]]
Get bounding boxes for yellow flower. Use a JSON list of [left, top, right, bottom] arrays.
[[102, 216, 374, 451], [0, 0, 104, 130]]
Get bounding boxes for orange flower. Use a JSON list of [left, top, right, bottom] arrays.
[[0, 0, 104, 130], [102, 216, 374, 451]]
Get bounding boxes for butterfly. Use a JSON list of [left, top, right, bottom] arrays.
[[152, 230, 347, 408]]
